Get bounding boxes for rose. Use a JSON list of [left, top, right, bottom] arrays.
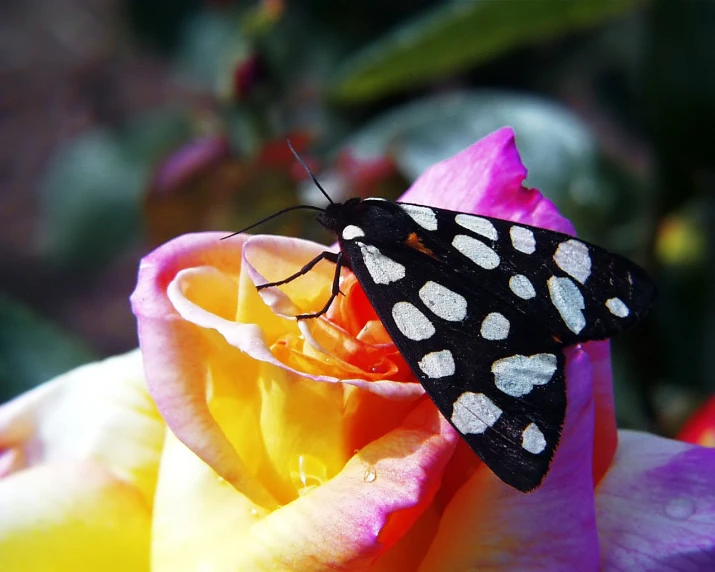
[[2, 128, 715, 569], [129, 128, 715, 569], [0, 350, 163, 570]]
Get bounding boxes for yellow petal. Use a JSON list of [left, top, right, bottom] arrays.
[[152, 431, 269, 572], [152, 400, 457, 572], [0, 461, 151, 571], [0, 350, 165, 505]]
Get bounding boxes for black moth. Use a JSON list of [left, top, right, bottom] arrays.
[[227, 146, 656, 492]]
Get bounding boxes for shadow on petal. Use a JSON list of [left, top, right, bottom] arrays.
[[596, 430, 715, 570]]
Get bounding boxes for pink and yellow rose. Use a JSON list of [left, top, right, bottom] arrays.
[[2, 128, 715, 570]]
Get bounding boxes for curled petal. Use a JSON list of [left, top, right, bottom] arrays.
[[153, 399, 458, 571], [419, 346, 600, 571], [240, 234, 424, 398], [399, 127, 575, 234], [596, 431, 715, 570], [131, 232, 426, 510], [131, 232, 281, 508]]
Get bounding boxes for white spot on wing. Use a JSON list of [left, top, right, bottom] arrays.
[[548, 276, 586, 334], [452, 235, 500, 269], [481, 312, 510, 340], [510, 226, 536, 254], [391, 301, 435, 341], [451, 392, 502, 434], [491, 353, 557, 397], [400, 204, 438, 231], [419, 281, 467, 322], [509, 274, 536, 299], [359, 244, 405, 285], [522, 423, 547, 454], [342, 225, 364, 240], [418, 350, 455, 379], [606, 297, 630, 318], [455, 214, 497, 241], [554, 239, 591, 284]]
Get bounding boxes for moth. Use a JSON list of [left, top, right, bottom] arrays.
[[226, 145, 656, 492]]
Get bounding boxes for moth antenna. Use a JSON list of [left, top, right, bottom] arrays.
[[287, 139, 334, 204], [220, 204, 325, 240]]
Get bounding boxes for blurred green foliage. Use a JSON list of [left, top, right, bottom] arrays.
[[330, 0, 643, 102], [0, 295, 97, 403], [2, 0, 714, 438]]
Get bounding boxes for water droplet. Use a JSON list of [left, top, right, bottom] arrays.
[[250, 508, 259, 517], [289, 454, 328, 496], [665, 497, 694, 520], [363, 466, 377, 483], [216, 475, 226, 483]]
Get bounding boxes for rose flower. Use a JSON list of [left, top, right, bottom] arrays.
[[1, 128, 714, 570]]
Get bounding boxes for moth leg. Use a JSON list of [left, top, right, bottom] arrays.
[[257, 250, 340, 290], [296, 252, 345, 320]]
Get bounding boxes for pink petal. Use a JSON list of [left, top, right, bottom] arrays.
[[398, 127, 576, 234], [130, 232, 426, 510], [150, 399, 457, 571], [229, 400, 459, 570], [131, 232, 279, 508], [419, 346, 600, 570], [596, 431, 715, 570]]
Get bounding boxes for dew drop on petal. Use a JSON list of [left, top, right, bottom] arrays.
[[216, 475, 226, 483], [250, 508, 259, 517], [363, 465, 377, 483], [289, 454, 328, 496], [665, 497, 695, 520]]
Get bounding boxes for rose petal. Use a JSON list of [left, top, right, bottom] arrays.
[[0, 350, 164, 505], [131, 232, 281, 508], [0, 461, 151, 570], [587, 340, 618, 483], [235, 234, 423, 397], [152, 399, 458, 571], [596, 430, 715, 570], [398, 127, 575, 234], [151, 430, 270, 571], [419, 346, 600, 571]]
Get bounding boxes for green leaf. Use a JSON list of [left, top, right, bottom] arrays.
[[122, 107, 195, 164], [39, 129, 146, 270], [331, 0, 643, 102], [176, 9, 248, 94], [0, 294, 96, 403], [343, 90, 618, 239]]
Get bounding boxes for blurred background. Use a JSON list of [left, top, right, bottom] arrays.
[[1, 0, 713, 437]]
